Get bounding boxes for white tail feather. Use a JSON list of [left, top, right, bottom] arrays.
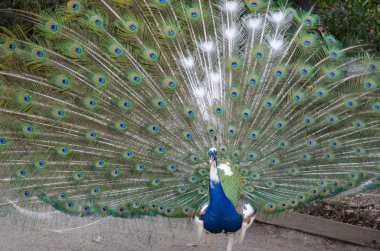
[[5, 198, 54, 221]]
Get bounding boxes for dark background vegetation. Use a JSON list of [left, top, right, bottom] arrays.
[[0, 0, 379, 50], [317, 0, 379, 50]]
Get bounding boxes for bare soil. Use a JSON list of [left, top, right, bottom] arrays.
[[296, 188, 380, 230], [0, 212, 377, 251]]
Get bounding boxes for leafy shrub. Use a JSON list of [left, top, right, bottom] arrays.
[[0, 0, 378, 51], [317, 0, 379, 51]]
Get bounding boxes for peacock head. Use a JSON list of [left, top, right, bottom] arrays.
[[208, 147, 217, 160]]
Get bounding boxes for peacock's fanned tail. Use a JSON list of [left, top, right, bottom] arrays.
[[0, 0, 378, 218]]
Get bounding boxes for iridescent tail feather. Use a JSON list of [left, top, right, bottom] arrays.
[[0, 0, 378, 220]]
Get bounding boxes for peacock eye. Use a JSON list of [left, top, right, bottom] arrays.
[[51, 24, 58, 31], [37, 50, 44, 57], [98, 77, 106, 84]]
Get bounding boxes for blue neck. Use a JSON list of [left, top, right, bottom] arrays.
[[208, 158, 231, 209], [209, 179, 230, 207]]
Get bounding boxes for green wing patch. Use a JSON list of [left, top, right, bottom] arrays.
[[218, 161, 242, 207]]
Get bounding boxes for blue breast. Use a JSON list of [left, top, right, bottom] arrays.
[[203, 180, 242, 233]]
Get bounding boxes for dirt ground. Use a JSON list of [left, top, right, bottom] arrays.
[[296, 188, 380, 230], [0, 213, 377, 251]]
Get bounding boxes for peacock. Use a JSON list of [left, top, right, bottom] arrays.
[[0, 0, 379, 250]]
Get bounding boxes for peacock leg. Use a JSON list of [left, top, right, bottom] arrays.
[[227, 233, 235, 251], [205, 232, 212, 251], [194, 215, 204, 242], [194, 204, 207, 242]]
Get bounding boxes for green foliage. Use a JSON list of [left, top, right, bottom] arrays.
[[317, 0, 379, 50], [290, 0, 379, 52], [1, 0, 378, 50], [0, 0, 64, 8]]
